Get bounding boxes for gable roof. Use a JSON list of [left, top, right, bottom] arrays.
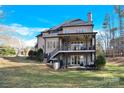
[[62, 19, 86, 27], [36, 18, 93, 37], [49, 19, 89, 31], [36, 33, 43, 37]]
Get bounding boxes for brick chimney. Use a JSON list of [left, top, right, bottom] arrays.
[[88, 12, 92, 23]]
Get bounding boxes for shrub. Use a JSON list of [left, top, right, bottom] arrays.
[[95, 54, 106, 69], [0, 47, 16, 56], [36, 48, 44, 62], [8, 48, 16, 55], [33, 51, 37, 56], [27, 49, 44, 62], [28, 50, 34, 58]]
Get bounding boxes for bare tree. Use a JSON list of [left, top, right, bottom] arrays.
[[0, 7, 25, 56]]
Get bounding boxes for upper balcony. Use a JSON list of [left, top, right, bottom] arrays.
[[58, 44, 95, 53], [43, 30, 97, 38], [48, 44, 95, 61]]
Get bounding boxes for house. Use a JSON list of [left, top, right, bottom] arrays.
[[36, 12, 97, 69]]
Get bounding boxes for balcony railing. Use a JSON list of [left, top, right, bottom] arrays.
[[59, 45, 95, 51]]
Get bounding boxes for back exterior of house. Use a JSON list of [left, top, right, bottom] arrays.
[[36, 12, 97, 69]]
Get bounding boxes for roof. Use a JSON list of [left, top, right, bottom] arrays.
[[36, 33, 43, 37], [36, 18, 93, 36], [62, 19, 87, 27], [48, 19, 91, 31]]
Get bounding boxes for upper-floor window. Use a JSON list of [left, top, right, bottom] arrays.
[[47, 41, 56, 49], [121, 41, 124, 44], [63, 26, 92, 33]]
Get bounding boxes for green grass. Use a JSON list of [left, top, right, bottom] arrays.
[[0, 57, 124, 88]]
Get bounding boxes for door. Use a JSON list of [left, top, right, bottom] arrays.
[[80, 55, 86, 66], [70, 55, 80, 66]]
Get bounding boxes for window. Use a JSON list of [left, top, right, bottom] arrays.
[[53, 42, 56, 48], [47, 42, 49, 49], [72, 56, 74, 64], [50, 41, 52, 49], [121, 41, 124, 44]]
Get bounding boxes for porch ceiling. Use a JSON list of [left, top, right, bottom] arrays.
[[58, 32, 97, 37]]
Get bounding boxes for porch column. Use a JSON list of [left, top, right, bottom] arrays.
[[94, 35, 96, 63], [86, 35, 88, 49], [94, 35, 96, 50], [90, 35, 92, 46], [92, 35, 96, 50], [92, 35, 95, 46], [92, 53, 95, 62], [63, 54, 67, 68], [86, 53, 88, 66], [59, 38, 62, 50], [44, 38, 46, 53]]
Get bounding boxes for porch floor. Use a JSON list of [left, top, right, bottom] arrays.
[[68, 66, 85, 69]]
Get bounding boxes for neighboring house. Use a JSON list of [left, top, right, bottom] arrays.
[[36, 12, 97, 69]]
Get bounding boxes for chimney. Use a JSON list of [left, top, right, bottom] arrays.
[[88, 12, 92, 23]]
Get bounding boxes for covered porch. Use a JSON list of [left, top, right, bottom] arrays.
[[58, 32, 97, 51], [58, 52, 96, 68]]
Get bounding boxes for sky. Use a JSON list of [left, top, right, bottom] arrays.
[[0, 5, 116, 47]]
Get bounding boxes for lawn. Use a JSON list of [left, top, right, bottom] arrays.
[[0, 57, 124, 88]]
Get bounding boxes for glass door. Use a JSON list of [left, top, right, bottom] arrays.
[[70, 55, 80, 66]]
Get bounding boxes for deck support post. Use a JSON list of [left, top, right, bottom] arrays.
[[86, 35, 88, 50], [94, 35, 96, 64], [86, 53, 88, 66], [44, 38, 46, 54], [59, 38, 62, 50]]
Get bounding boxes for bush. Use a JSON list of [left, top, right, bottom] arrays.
[[8, 48, 16, 55], [33, 51, 37, 56], [36, 48, 44, 62], [28, 50, 34, 58], [0, 46, 16, 56], [95, 54, 106, 69], [27, 49, 44, 62]]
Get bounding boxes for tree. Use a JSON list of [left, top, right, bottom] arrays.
[[0, 6, 25, 56], [114, 5, 124, 56], [36, 48, 44, 62], [95, 54, 106, 70], [102, 14, 112, 54], [96, 38, 105, 56], [23, 47, 30, 56]]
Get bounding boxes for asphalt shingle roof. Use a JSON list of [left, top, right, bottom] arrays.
[[37, 18, 92, 37], [49, 19, 87, 31]]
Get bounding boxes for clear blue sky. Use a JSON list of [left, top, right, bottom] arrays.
[[1, 5, 115, 28], [0, 5, 115, 46]]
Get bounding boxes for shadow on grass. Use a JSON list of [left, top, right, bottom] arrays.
[[2, 56, 41, 64]]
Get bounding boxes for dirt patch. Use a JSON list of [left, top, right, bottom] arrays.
[[107, 57, 124, 66], [0, 57, 49, 69]]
